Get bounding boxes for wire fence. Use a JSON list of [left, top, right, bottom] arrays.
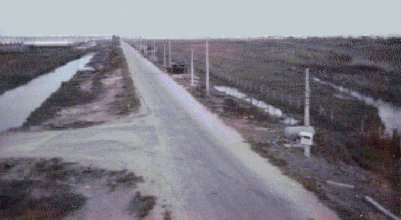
[[191, 52, 392, 139]]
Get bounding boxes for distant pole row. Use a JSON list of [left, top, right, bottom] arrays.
[[140, 39, 210, 96], [155, 39, 210, 94]]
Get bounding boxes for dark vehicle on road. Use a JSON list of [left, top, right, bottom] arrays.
[[167, 61, 187, 74]]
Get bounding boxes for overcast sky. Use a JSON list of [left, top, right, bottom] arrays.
[[1, 0, 400, 38]]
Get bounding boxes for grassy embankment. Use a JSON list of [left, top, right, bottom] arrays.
[[23, 39, 139, 129]]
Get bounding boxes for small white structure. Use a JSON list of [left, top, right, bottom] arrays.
[[23, 41, 72, 47], [299, 131, 313, 146], [284, 126, 315, 141]]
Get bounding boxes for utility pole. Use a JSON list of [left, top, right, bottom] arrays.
[[168, 40, 172, 67], [205, 40, 210, 95], [163, 43, 167, 67], [152, 40, 156, 61], [191, 48, 194, 86], [304, 68, 311, 126]]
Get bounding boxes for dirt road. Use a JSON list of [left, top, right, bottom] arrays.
[[0, 42, 339, 219]]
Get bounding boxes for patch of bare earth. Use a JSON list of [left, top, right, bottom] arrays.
[[42, 69, 125, 128], [0, 158, 155, 219]]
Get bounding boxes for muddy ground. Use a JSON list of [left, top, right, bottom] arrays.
[[152, 64, 399, 219], [0, 45, 88, 95], [22, 40, 139, 131], [0, 157, 155, 219]]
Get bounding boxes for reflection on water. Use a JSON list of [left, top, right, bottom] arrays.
[[0, 54, 94, 133], [214, 86, 299, 125], [313, 77, 401, 134]]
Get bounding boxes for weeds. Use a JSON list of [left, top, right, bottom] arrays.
[[126, 192, 156, 219], [0, 158, 152, 219]]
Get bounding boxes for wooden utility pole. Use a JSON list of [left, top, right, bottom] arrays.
[[168, 40, 172, 67], [152, 40, 156, 61], [205, 40, 210, 95], [191, 48, 194, 87], [163, 43, 166, 67]]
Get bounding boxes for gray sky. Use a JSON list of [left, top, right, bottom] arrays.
[[1, 0, 400, 37]]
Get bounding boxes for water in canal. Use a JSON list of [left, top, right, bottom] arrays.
[[313, 77, 401, 134], [214, 85, 299, 125], [0, 54, 94, 133]]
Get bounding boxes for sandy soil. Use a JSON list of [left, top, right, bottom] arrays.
[[41, 69, 125, 128]]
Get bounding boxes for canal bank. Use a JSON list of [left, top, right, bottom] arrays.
[[21, 40, 139, 131], [0, 53, 94, 133]]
